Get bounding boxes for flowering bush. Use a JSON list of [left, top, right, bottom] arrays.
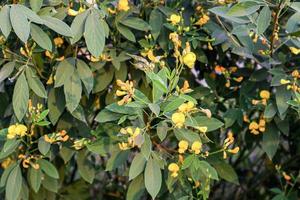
[[0, 0, 300, 199]]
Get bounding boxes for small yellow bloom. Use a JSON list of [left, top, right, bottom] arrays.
[[178, 140, 189, 154], [119, 142, 130, 150], [195, 14, 210, 26], [249, 121, 259, 130], [292, 70, 299, 78], [54, 37, 64, 47], [116, 90, 127, 96], [182, 52, 196, 68], [172, 112, 185, 128], [67, 8, 78, 16], [260, 90, 270, 100], [282, 172, 291, 181], [1, 158, 13, 169], [289, 47, 300, 55], [117, 0, 130, 11], [196, 126, 208, 133], [168, 14, 181, 25], [191, 141, 202, 154], [168, 163, 179, 177], [7, 124, 17, 139], [280, 79, 290, 85], [228, 146, 239, 154]]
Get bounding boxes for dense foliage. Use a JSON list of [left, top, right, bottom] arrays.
[[0, 0, 299, 199]]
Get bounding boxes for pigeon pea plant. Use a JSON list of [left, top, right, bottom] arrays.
[[0, 0, 299, 200]]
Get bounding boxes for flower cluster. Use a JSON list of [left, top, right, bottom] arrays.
[[178, 140, 203, 155], [118, 127, 143, 150], [280, 70, 300, 92], [172, 101, 195, 128], [7, 124, 27, 139], [18, 154, 41, 169], [249, 118, 266, 135], [214, 65, 243, 88], [222, 131, 239, 159], [44, 130, 69, 144], [115, 79, 135, 105], [73, 138, 91, 150], [252, 90, 271, 106]]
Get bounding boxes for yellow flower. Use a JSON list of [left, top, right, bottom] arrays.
[[292, 70, 299, 78], [118, 0, 130, 11], [119, 142, 130, 150], [72, 138, 89, 150], [195, 14, 210, 26], [7, 124, 17, 139], [172, 112, 185, 128], [180, 80, 193, 94], [228, 146, 239, 154], [14, 124, 27, 137], [116, 80, 135, 105], [196, 126, 207, 133], [1, 158, 13, 169], [280, 79, 290, 85], [178, 140, 189, 154], [260, 90, 270, 100], [289, 47, 300, 55], [178, 101, 195, 113], [67, 8, 79, 16], [168, 14, 181, 25], [191, 141, 202, 154], [182, 52, 196, 68], [54, 37, 64, 47], [168, 163, 179, 178]]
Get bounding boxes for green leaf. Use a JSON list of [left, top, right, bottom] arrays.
[[213, 161, 239, 184], [163, 98, 185, 113], [257, 6, 271, 35], [25, 67, 47, 98], [84, 11, 105, 57], [197, 160, 219, 180], [13, 72, 29, 121], [141, 134, 152, 160], [157, 121, 168, 141], [10, 5, 30, 43], [106, 150, 130, 171], [42, 175, 58, 193], [227, 2, 260, 17], [126, 175, 145, 200], [121, 17, 150, 31], [71, 105, 87, 123], [276, 86, 291, 116], [30, 0, 43, 12], [0, 139, 21, 159], [54, 58, 75, 88], [149, 103, 160, 117], [149, 9, 163, 40], [42, 16, 73, 37], [64, 71, 82, 112], [129, 153, 146, 180], [95, 109, 122, 123], [29, 168, 42, 193], [116, 23, 136, 42], [30, 23, 52, 51], [0, 5, 12, 38], [262, 124, 280, 160], [264, 103, 277, 119], [48, 88, 65, 125], [59, 147, 75, 164], [185, 116, 224, 132], [76, 59, 93, 95], [0, 163, 16, 187], [38, 137, 51, 155], [38, 159, 59, 179], [144, 157, 162, 199], [182, 154, 195, 169], [70, 11, 89, 44], [0, 61, 15, 83], [93, 67, 114, 93], [6, 165, 22, 200], [77, 150, 95, 184]]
